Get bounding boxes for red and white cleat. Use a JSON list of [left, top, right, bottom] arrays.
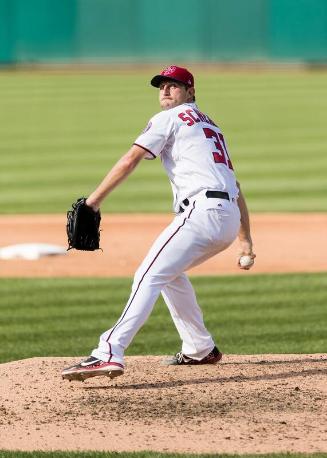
[[62, 356, 124, 381]]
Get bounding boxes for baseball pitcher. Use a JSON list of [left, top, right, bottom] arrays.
[[62, 65, 255, 381]]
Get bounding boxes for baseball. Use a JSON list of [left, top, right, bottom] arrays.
[[239, 255, 254, 268]]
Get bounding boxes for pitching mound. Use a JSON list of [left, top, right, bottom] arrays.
[[1, 355, 326, 454]]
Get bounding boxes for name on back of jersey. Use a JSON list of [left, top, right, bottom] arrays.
[[178, 108, 217, 128]]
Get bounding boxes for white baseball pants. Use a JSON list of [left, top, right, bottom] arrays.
[[91, 191, 240, 365]]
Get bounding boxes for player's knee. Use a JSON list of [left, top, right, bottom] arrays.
[[132, 269, 172, 290]]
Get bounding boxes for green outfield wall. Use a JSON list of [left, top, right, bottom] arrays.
[[0, 0, 327, 64]]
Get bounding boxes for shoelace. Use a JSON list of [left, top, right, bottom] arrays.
[[175, 352, 185, 363], [175, 351, 193, 363]]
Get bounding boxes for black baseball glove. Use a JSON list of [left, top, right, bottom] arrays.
[[66, 197, 101, 251]]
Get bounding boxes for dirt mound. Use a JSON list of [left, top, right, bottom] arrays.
[[0, 354, 326, 453], [0, 213, 327, 277]]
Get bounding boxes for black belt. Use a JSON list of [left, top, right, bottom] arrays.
[[180, 190, 230, 212]]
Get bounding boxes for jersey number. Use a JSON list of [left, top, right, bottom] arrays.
[[203, 128, 234, 170]]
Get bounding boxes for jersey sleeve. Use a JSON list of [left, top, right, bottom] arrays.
[[133, 111, 173, 159]]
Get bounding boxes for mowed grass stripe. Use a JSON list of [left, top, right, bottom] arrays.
[[1, 130, 324, 149], [1, 125, 325, 146], [0, 71, 326, 213], [0, 273, 326, 364], [3, 168, 326, 186], [3, 85, 326, 100]]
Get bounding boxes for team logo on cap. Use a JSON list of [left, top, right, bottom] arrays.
[[163, 66, 177, 75]]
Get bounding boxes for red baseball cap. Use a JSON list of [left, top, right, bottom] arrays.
[[151, 65, 194, 88]]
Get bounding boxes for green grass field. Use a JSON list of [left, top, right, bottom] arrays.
[[0, 70, 326, 214], [1, 273, 326, 364]]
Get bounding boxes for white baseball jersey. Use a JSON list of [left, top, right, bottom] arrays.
[[91, 101, 242, 368], [134, 102, 239, 212]]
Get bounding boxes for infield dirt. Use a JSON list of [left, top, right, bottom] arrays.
[[0, 213, 326, 276]]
